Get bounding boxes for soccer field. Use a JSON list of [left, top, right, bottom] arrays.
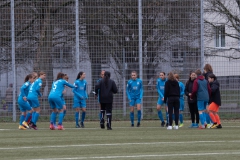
[[0, 120, 240, 160]]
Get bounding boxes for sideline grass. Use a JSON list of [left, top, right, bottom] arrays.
[[0, 120, 240, 160]]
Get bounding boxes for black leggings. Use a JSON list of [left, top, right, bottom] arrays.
[[188, 102, 199, 124], [100, 103, 113, 127], [167, 97, 180, 126]]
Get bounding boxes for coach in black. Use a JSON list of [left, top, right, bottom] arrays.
[[95, 71, 118, 130]]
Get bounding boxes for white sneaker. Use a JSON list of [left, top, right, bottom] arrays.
[[174, 125, 179, 130], [167, 126, 173, 130]]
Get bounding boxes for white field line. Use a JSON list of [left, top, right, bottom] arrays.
[[1, 140, 240, 150], [29, 152, 240, 160]]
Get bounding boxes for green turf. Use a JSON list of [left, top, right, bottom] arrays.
[[0, 120, 240, 160]]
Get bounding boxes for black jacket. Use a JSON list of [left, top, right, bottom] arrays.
[[209, 80, 221, 106], [95, 79, 118, 103], [184, 78, 197, 103], [164, 80, 180, 103]]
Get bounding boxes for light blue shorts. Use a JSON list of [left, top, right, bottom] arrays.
[[129, 98, 141, 107], [27, 98, 39, 108], [197, 100, 208, 111], [48, 97, 63, 110], [157, 97, 166, 105], [73, 99, 86, 108], [18, 97, 32, 112]]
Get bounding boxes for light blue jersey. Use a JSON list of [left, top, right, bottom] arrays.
[[73, 79, 88, 100], [19, 81, 31, 98], [126, 78, 143, 100], [18, 81, 32, 112], [27, 78, 43, 107], [178, 81, 185, 111], [156, 78, 167, 105], [27, 78, 42, 99], [48, 79, 75, 110]]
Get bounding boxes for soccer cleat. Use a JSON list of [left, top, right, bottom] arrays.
[[50, 124, 55, 130], [100, 119, 105, 129], [137, 122, 140, 127], [161, 121, 165, 127], [106, 123, 112, 130], [193, 123, 199, 128], [210, 123, 218, 129], [179, 123, 184, 127], [28, 122, 33, 129], [76, 124, 80, 128], [131, 124, 134, 127], [57, 125, 65, 130], [32, 124, 38, 130], [216, 124, 222, 129], [173, 125, 179, 130], [22, 121, 29, 129], [167, 126, 172, 130], [19, 125, 27, 130], [165, 123, 169, 127], [198, 125, 206, 129], [80, 122, 85, 128], [207, 123, 212, 129]]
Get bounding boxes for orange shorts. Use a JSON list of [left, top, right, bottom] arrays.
[[208, 102, 219, 112]]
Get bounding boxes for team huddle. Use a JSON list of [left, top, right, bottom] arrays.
[[17, 63, 222, 130]]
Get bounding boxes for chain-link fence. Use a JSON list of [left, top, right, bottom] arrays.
[[0, 0, 239, 122]]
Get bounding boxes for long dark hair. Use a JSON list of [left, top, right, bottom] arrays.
[[76, 71, 84, 80], [104, 71, 111, 88], [24, 74, 33, 82], [56, 72, 65, 80]]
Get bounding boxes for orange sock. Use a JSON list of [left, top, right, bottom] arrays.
[[209, 112, 216, 123], [215, 114, 221, 124]]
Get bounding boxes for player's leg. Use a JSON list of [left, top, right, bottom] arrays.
[[100, 103, 106, 129], [197, 101, 206, 129], [136, 103, 141, 127], [80, 100, 87, 128], [157, 97, 165, 127], [73, 100, 80, 128], [179, 98, 184, 127], [106, 103, 113, 130], [129, 99, 135, 127]]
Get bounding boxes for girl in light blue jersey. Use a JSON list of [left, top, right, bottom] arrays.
[[18, 74, 34, 130], [27, 71, 46, 130], [174, 74, 185, 127], [126, 71, 143, 127], [156, 72, 168, 127], [73, 72, 88, 128], [48, 72, 75, 130]]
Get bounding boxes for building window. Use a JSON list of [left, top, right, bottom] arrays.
[[215, 25, 225, 47]]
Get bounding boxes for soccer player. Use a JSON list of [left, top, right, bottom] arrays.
[[27, 71, 46, 130], [48, 72, 75, 130], [156, 72, 168, 127], [73, 71, 88, 128], [126, 71, 143, 127], [185, 71, 199, 128], [203, 63, 214, 128], [18, 74, 34, 130], [164, 72, 180, 130], [96, 70, 105, 120], [174, 74, 185, 127], [190, 69, 211, 129], [208, 74, 222, 129], [95, 71, 118, 130]]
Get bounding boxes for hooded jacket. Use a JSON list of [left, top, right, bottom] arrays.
[[190, 75, 211, 101], [164, 79, 180, 103], [209, 80, 221, 106]]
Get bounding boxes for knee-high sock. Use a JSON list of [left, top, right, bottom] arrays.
[[19, 115, 25, 125], [100, 110, 105, 120], [81, 112, 86, 123], [199, 113, 205, 125], [206, 113, 211, 124], [63, 110, 66, 119], [24, 112, 31, 122], [215, 114, 221, 124], [58, 112, 64, 125], [50, 112, 57, 125], [209, 112, 216, 123], [166, 111, 169, 124], [107, 113, 112, 127], [75, 112, 79, 125], [157, 110, 164, 122], [31, 112, 36, 123], [137, 110, 141, 123], [32, 112, 40, 125], [99, 112, 101, 120], [130, 112, 134, 124], [179, 113, 183, 124]]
